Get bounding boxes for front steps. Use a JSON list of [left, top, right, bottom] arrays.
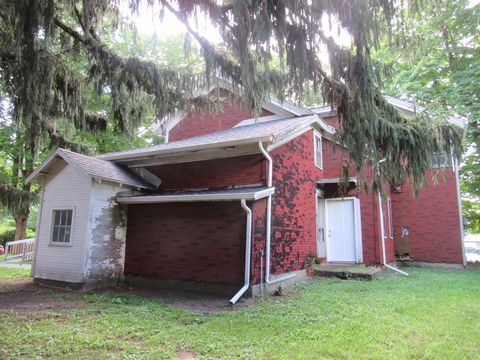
[[313, 264, 384, 280]]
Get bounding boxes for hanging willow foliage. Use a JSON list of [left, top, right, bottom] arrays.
[[157, 0, 463, 193], [0, 0, 464, 236], [0, 182, 39, 216], [0, 0, 205, 228]]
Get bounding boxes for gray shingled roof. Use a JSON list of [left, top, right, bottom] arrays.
[[26, 148, 155, 189], [268, 96, 315, 116], [100, 114, 321, 161], [59, 149, 154, 188], [383, 95, 468, 129]]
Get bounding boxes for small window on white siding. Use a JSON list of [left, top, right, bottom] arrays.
[[314, 132, 323, 169], [51, 209, 73, 244], [387, 197, 394, 239]]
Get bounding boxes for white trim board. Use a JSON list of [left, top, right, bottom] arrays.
[[100, 136, 274, 162], [116, 187, 275, 204], [317, 177, 358, 185]]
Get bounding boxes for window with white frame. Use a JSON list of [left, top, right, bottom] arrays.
[[431, 152, 452, 169], [51, 209, 73, 244], [387, 197, 394, 239], [314, 132, 323, 169]]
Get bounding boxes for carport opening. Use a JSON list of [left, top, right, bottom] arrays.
[[123, 201, 246, 294]]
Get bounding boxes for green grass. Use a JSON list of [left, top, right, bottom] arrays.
[[0, 266, 30, 279], [0, 253, 5, 261], [1, 268, 479, 359]]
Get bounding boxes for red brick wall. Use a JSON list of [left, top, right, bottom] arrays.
[[169, 89, 273, 141], [268, 130, 321, 275], [359, 184, 396, 264], [321, 137, 392, 264], [391, 169, 463, 264], [322, 137, 352, 179], [319, 114, 463, 264], [322, 115, 340, 129], [357, 190, 380, 264], [261, 131, 392, 274], [124, 201, 247, 285], [146, 154, 265, 191], [383, 184, 396, 263], [251, 199, 267, 284]]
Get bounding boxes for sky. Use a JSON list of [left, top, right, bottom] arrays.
[[120, 1, 352, 47], [122, 0, 480, 46], [122, 1, 223, 43]]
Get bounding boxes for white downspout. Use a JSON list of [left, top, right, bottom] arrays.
[[378, 190, 409, 276], [258, 142, 296, 285], [229, 199, 252, 305], [454, 158, 467, 267]]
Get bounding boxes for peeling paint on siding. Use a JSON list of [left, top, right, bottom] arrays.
[[85, 182, 129, 285]]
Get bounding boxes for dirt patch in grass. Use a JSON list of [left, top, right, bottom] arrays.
[[176, 349, 198, 359], [106, 284, 259, 314], [0, 276, 298, 315], [0, 278, 88, 313], [107, 281, 303, 313]]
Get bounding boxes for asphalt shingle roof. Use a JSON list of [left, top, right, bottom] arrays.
[[99, 114, 319, 161], [57, 148, 154, 189]]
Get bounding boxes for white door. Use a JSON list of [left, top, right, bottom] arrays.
[[316, 196, 326, 258], [326, 199, 357, 262]]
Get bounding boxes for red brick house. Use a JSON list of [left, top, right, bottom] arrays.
[[26, 91, 467, 303]]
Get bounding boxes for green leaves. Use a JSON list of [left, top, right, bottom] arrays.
[[377, 0, 480, 230], [0, 181, 38, 215]]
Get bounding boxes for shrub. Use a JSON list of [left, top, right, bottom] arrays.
[[0, 228, 35, 247], [0, 229, 16, 247]]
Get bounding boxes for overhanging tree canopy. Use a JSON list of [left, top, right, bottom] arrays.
[[0, 0, 464, 238]]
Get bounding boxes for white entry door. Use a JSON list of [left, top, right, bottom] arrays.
[[326, 198, 361, 263], [316, 196, 326, 258]]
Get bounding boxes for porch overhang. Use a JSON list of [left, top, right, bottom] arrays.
[[317, 177, 357, 185], [116, 186, 275, 204]]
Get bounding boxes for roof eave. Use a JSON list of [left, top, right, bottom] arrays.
[[25, 149, 89, 185], [91, 176, 155, 190], [116, 187, 275, 204], [100, 135, 274, 162], [384, 96, 468, 130]]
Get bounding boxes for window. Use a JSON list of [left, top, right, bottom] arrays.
[[387, 197, 394, 239], [314, 132, 323, 169], [432, 152, 452, 169], [51, 209, 73, 244]]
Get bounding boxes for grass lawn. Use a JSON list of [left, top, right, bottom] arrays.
[[0, 266, 30, 280], [0, 268, 479, 359]]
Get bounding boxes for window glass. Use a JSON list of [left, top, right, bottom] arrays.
[[432, 152, 451, 168], [315, 134, 323, 168], [51, 209, 73, 244]]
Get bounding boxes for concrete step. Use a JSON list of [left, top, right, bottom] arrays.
[[313, 264, 384, 281]]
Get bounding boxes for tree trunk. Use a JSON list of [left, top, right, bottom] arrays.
[[14, 212, 29, 240]]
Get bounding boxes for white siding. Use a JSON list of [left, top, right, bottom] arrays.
[[33, 162, 92, 283], [84, 181, 129, 285]]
